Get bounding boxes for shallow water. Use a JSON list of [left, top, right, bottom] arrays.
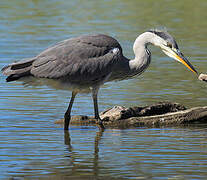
[[1, 125, 207, 179], [1, 0, 207, 179]]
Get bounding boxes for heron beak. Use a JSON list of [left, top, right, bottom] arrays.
[[162, 46, 198, 75]]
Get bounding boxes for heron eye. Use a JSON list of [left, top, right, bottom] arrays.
[[167, 42, 172, 48]]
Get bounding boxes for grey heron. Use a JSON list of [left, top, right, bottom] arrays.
[[1, 30, 198, 130]]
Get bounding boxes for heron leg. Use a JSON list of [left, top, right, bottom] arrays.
[[64, 91, 77, 130], [92, 87, 105, 130]]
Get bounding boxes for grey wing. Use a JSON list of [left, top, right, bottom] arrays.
[[30, 34, 122, 84]]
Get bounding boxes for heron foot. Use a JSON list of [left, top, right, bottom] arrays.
[[96, 118, 105, 130]]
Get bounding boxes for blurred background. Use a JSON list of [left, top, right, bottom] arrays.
[[0, 0, 207, 179]]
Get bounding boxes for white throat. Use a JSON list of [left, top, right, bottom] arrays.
[[129, 32, 154, 71]]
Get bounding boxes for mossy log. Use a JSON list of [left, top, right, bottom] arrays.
[[55, 102, 207, 128]]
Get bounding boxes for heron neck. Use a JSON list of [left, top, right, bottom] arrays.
[[129, 32, 152, 73]]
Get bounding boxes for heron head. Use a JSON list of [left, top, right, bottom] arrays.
[[148, 30, 198, 75]]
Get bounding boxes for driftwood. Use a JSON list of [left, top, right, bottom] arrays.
[[55, 102, 207, 128]]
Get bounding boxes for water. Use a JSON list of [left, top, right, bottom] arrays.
[[0, 0, 207, 179]]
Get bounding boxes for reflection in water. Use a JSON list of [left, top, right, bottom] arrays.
[[64, 129, 104, 179], [93, 129, 104, 178], [64, 130, 76, 177], [0, 125, 207, 179]]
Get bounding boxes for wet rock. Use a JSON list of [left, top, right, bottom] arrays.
[[55, 102, 207, 128], [198, 73, 207, 82]]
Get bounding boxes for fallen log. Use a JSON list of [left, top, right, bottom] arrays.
[[55, 102, 207, 128]]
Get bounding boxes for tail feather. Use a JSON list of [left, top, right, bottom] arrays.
[[1, 57, 36, 82]]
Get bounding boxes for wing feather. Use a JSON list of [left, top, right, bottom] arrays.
[[31, 34, 122, 83]]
